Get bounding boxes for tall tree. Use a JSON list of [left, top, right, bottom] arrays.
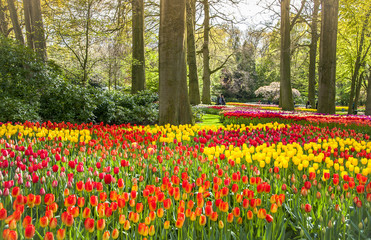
[[131, 0, 145, 93], [317, 0, 339, 114], [23, 0, 34, 49], [186, 0, 200, 105], [7, 0, 24, 44], [159, 0, 192, 125], [280, 0, 294, 110], [201, 0, 234, 104], [347, 6, 371, 114], [366, 67, 371, 115], [31, 0, 47, 60], [201, 0, 211, 104], [0, 0, 7, 36], [308, 0, 320, 109]]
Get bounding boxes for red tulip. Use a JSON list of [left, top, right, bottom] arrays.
[[24, 224, 35, 239], [304, 204, 312, 213], [265, 214, 273, 223]]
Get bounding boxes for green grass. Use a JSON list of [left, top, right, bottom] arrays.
[[197, 114, 222, 127]]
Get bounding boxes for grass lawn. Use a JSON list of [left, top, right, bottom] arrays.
[[197, 114, 222, 127]]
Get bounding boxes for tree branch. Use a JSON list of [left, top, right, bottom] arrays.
[[290, 0, 306, 30], [210, 53, 233, 74]]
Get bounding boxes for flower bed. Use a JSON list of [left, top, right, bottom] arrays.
[[0, 121, 370, 239], [222, 111, 371, 135]]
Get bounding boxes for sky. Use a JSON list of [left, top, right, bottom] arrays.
[[227, 0, 279, 30]]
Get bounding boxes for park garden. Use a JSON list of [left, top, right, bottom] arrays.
[[1, 0, 371, 239]]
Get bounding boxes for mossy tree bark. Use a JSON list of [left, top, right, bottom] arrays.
[[187, 0, 200, 105], [347, 6, 371, 114], [308, 0, 320, 109], [317, 0, 339, 114], [23, 0, 34, 49], [7, 0, 24, 44], [280, 0, 294, 111], [159, 0, 193, 125], [131, 0, 145, 94], [201, 0, 211, 104], [0, 1, 8, 36]]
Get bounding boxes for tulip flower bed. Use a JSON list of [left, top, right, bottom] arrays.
[[222, 111, 371, 136], [0, 121, 371, 240]]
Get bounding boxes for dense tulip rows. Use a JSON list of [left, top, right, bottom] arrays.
[[0, 121, 370, 239], [222, 110, 371, 133]]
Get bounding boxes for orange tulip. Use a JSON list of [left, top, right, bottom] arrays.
[[138, 223, 146, 235], [0, 208, 7, 220], [6, 230, 18, 240], [271, 203, 278, 213], [56, 229, 66, 240], [49, 218, 58, 229], [199, 214, 207, 226], [82, 207, 91, 218], [35, 195, 42, 206], [149, 225, 155, 236], [102, 231, 110, 240], [157, 208, 164, 218], [78, 197, 85, 208], [190, 212, 197, 221], [164, 220, 170, 229], [218, 220, 224, 229], [44, 232, 54, 240], [99, 192, 107, 202], [119, 214, 126, 224], [9, 219, 17, 230], [257, 208, 267, 219], [246, 210, 253, 220], [40, 216, 49, 228], [175, 218, 184, 228], [97, 219, 106, 231], [124, 220, 130, 231], [112, 229, 119, 239], [45, 210, 54, 220], [84, 218, 95, 233], [90, 195, 98, 207], [132, 212, 140, 223], [22, 215, 32, 228], [136, 203, 143, 213], [211, 212, 218, 221]]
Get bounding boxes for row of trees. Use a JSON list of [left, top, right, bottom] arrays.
[[276, 0, 371, 115], [0, 0, 240, 125], [1, 0, 371, 124]]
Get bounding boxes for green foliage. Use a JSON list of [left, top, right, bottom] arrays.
[[0, 98, 40, 123], [39, 80, 97, 123], [0, 36, 48, 122], [0, 36, 159, 124], [94, 90, 159, 125]]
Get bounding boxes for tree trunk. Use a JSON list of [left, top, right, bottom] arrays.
[[30, 0, 47, 60], [201, 0, 211, 104], [366, 69, 371, 115], [23, 0, 34, 49], [317, 0, 339, 114], [187, 0, 200, 105], [347, 7, 371, 114], [308, 0, 319, 109], [159, 0, 193, 125], [280, 0, 294, 111], [7, 0, 24, 44], [131, 0, 145, 94], [81, 0, 92, 86], [353, 73, 363, 113], [0, 0, 8, 36]]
